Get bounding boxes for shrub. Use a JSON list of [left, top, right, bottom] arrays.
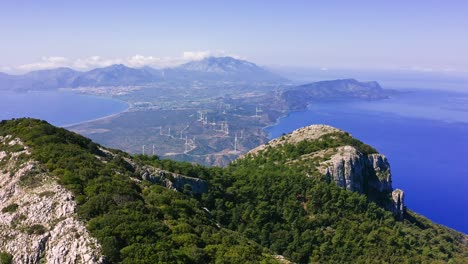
[[0, 252, 13, 264], [1, 203, 18, 213], [26, 224, 46, 235]]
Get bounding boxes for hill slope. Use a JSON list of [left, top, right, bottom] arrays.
[[0, 118, 466, 263], [0, 119, 278, 263]]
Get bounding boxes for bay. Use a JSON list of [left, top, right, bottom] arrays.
[[266, 89, 468, 233], [0, 90, 128, 126]]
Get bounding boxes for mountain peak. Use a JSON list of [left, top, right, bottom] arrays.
[[94, 64, 132, 72], [173, 56, 287, 82], [247, 124, 343, 156], [178, 56, 257, 73]]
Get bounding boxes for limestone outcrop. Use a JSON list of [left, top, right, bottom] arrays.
[[319, 145, 404, 219], [391, 189, 405, 220], [0, 136, 103, 263], [319, 146, 392, 194], [140, 167, 208, 194]]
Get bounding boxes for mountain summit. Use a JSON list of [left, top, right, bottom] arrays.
[[178, 56, 265, 73], [172, 56, 287, 82]]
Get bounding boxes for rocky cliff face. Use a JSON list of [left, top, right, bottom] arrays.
[[139, 167, 208, 194], [319, 145, 404, 219], [0, 135, 103, 263], [111, 152, 209, 195], [391, 189, 405, 220], [320, 146, 392, 193]]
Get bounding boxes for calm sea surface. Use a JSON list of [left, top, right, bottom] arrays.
[[0, 90, 128, 126], [266, 89, 468, 233]]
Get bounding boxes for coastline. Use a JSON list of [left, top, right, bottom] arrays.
[[263, 95, 468, 233], [262, 106, 311, 139], [62, 101, 132, 128], [0, 90, 132, 128]]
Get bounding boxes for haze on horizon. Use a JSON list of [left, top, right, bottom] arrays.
[[1, 0, 468, 75]]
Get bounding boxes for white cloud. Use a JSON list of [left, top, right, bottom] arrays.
[[182, 50, 213, 61], [7, 50, 240, 73], [124, 55, 185, 68], [127, 55, 161, 68], [182, 50, 240, 61], [73, 56, 123, 70], [16, 56, 69, 71]]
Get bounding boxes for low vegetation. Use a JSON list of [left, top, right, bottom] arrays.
[[0, 252, 13, 264], [1, 203, 18, 214], [251, 131, 377, 163], [26, 224, 46, 235]]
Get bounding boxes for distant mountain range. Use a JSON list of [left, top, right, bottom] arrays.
[[0, 57, 287, 91], [0, 67, 80, 91], [70, 64, 157, 87]]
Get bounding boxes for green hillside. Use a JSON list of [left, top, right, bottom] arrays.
[[0, 118, 466, 263]]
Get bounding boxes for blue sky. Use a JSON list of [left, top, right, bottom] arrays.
[[1, 0, 467, 73]]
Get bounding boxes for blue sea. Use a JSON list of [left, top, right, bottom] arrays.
[[267, 89, 468, 233], [0, 90, 128, 126]]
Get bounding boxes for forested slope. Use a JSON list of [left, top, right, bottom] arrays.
[[0, 118, 466, 263]]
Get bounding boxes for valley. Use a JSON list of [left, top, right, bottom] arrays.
[[67, 81, 288, 166]]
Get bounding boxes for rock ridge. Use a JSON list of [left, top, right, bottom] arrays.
[[139, 167, 208, 194], [0, 136, 103, 263]]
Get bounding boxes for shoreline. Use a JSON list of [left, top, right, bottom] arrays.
[[62, 101, 132, 128], [0, 90, 133, 128], [261, 106, 312, 140], [260, 97, 468, 234]]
